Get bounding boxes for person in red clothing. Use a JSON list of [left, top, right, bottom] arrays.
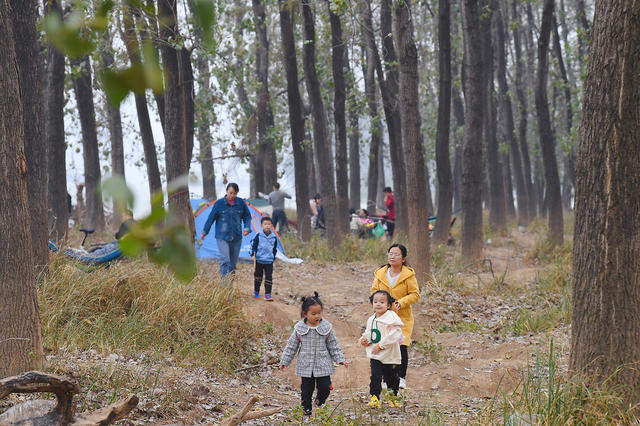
[[383, 187, 395, 238]]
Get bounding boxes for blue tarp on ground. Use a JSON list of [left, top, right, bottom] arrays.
[[191, 198, 286, 261]]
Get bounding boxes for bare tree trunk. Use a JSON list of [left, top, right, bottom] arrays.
[[11, 0, 48, 270], [433, 0, 453, 244], [451, 29, 465, 213], [393, 0, 430, 281], [496, 2, 529, 225], [361, 8, 382, 214], [503, 152, 516, 219], [512, 0, 537, 220], [138, 6, 165, 133], [121, 9, 162, 202], [70, 55, 105, 232], [0, 1, 43, 374], [328, 1, 350, 234], [380, 0, 408, 234], [193, 55, 216, 200], [461, 0, 486, 262], [44, 0, 67, 241], [181, 50, 195, 169], [535, 0, 563, 246], [347, 56, 361, 210], [100, 29, 125, 227], [301, 0, 340, 248], [253, 0, 277, 193], [158, 0, 194, 234], [482, 3, 506, 232], [552, 16, 574, 210], [279, 0, 311, 241], [570, 0, 640, 389]]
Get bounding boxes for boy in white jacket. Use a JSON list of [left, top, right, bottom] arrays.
[[360, 290, 404, 407]]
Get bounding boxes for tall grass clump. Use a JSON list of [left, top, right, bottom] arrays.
[[485, 342, 640, 424], [40, 257, 256, 370], [280, 233, 399, 264]]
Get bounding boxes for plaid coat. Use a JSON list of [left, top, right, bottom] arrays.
[[280, 319, 345, 378]]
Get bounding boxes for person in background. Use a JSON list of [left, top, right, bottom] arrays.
[[250, 216, 279, 301], [370, 244, 420, 390], [259, 182, 291, 233], [115, 209, 136, 240], [200, 183, 251, 278], [313, 194, 326, 233], [382, 187, 396, 239]]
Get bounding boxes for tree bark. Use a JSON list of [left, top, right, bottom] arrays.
[[0, 0, 43, 375], [278, 0, 311, 241], [482, 3, 507, 232], [512, 0, 537, 220], [361, 3, 382, 214], [101, 28, 125, 227], [300, 0, 340, 248], [380, 0, 408, 235], [433, 0, 453, 244], [495, 1, 529, 225], [44, 0, 67, 242], [70, 55, 105, 232], [193, 55, 216, 201], [552, 16, 574, 210], [451, 18, 465, 213], [346, 57, 361, 210], [158, 0, 194, 234], [535, 0, 563, 246], [461, 0, 486, 262], [503, 152, 516, 219], [570, 0, 640, 388], [11, 0, 48, 271], [138, 6, 166, 133], [393, 0, 430, 281], [121, 8, 163, 202], [327, 1, 350, 234], [252, 0, 277, 193]]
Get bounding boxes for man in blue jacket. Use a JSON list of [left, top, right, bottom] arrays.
[[200, 183, 251, 278], [250, 216, 279, 301]]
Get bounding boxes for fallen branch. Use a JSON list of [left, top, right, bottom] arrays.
[[223, 396, 282, 426]]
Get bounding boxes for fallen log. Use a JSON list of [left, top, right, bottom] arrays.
[[0, 371, 137, 426]]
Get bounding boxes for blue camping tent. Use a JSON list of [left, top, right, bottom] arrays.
[[191, 198, 286, 261]]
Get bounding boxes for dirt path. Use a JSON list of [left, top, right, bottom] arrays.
[[223, 229, 570, 423]]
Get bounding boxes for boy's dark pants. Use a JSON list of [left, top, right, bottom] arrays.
[[253, 262, 273, 294], [370, 359, 399, 398], [301, 375, 331, 414]]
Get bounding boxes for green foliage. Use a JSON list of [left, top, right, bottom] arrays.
[[192, 0, 219, 51], [102, 177, 197, 281]]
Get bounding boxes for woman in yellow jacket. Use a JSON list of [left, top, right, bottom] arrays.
[[370, 243, 420, 389]]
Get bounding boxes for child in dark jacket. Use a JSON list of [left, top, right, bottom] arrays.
[[251, 216, 279, 301]]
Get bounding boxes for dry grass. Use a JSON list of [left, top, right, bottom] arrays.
[[40, 256, 256, 371]]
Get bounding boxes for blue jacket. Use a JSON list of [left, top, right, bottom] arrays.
[[202, 197, 251, 242], [250, 230, 278, 264]]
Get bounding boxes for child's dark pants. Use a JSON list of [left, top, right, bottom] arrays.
[[253, 262, 273, 294], [301, 375, 331, 414], [370, 359, 399, 397]]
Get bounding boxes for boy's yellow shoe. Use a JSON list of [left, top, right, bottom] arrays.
[[368, 395, 381, 408], [387, 395, 401, 408]]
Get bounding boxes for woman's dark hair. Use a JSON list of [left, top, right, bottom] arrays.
[[301, 291, 323, 318], [369, 290, 395, 306], [226, 182, 239, 193], [361, 208, 369, 216], [383, 187, 393, 193], [380, 243, 409, 268]]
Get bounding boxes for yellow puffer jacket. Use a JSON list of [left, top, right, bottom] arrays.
[[371, 265, 420, 345]]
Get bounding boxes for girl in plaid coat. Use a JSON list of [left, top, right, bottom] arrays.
[[280, 292, 347, 417]]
